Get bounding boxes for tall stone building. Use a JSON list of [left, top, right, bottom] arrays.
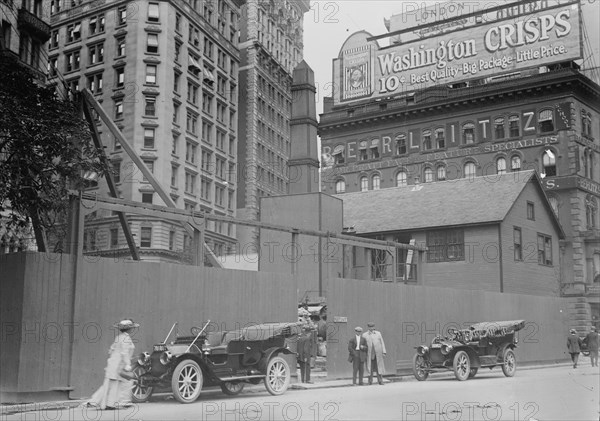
[[235, 0, 310, 248], [47, 0, 244, 262]]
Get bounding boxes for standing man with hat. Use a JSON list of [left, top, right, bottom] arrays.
[[364, 322, 387, 385], [297, 323, 317, 383], [567, 328, 582, 368], [348, 326, 368, 385], [583, 326, 599, 367]]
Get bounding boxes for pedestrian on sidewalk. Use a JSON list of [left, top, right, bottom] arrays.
[[84, 319, 139, 409], [363, 322, 386, 385], [567, 328, 582, 368], [297, 324, 317, 383], [583, 326, 599, 367], [348, 326, 367, 385]]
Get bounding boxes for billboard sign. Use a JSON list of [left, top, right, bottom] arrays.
[[334, 1, 582, 105]]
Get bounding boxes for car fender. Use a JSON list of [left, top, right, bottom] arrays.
[[258, 347, 294, 372], [452, 346, 481, 368], [172, 353, 208, 373], [497, 343, 516, 358]]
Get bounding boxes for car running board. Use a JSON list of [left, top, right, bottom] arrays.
[[218, 375, 266, 382]]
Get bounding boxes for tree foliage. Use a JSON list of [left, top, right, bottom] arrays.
[[0, 55, 106, 242]]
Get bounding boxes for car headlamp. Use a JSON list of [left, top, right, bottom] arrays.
[[137, 352, 151, 366], [160, 351, 173, 365], [441, 344, 453, 355], [417, 345, 429, 356]]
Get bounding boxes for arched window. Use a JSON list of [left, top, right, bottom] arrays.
[[335, 179, 345, 194], [424, 167, 434, 183], [538, 109, 554, 133], [542, 149, 556, 177], [369, 139, 380, 159], [587, 195, 597, 229], [496, 157, 507, 175], [372, 174, 381, 190], [360, 176, 368, 192], [359, 140, 368, 161], [396, 171, 407, 187], [462, 122, 475, 144], [509, 114, 520, 137], [332, 144, 345, 165], [435, 128, 445, 149], [464, 162, 477, 179], [422, 130, 432, 151], [395, 134, 407, 155], [511, 155, 521, 172], [494, 117, 505, 139], [437, 165, 446, 181]]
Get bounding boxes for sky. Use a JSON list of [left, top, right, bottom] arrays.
[[302, 0, 600, 116]]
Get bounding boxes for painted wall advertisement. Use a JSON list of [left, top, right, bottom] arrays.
[[335, 2, 582, 105]]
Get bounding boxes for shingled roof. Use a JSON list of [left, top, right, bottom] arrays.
[[341, 170, 561, 235]]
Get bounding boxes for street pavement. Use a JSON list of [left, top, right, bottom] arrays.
[[0, 363, 600, 421]]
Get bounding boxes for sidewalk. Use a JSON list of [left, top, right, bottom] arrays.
[[0, 361, 583, 416]]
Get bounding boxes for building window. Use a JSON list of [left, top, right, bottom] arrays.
[[509, 115, 520, 137], [65, 50, 80, 72], [144, 97, 156, 116], [147, 33, 159, 53], [110, 228, 118, 249], [586, 195, 598, 229], [187, 82, 199, 104], [142, 160, 154, 182], [115, 67, 125, 87], [527, 202, 535, 220], [114, 99, 123, 119], [140, 227, 152, 247], [335, 179, 345, 194], [422, 130, 432, 150], [370, 140, 380, 159], [185, 172, 196, 194], [143, 128, 155, 148], [185, 141, 197, 164], [360, 176, 368, 192], [145, 64, 157, 84], [494, 117, 505, 139], [462, 122, 475, 144], [112, 161, 121, 184], [66, 22, 81, 43], [202, 92, 212, 114], [89, 14, 105, 35], [358, 141, 368, 160], [332, 145, 345, 165], [116, 37, 126, 57], [88, 42, 104, 65], [141, 193, 153, 204], [169, 231, 176, 250], [427, 229, 464, 262], [395, 134, 407, 155], [537, 234, 553, 266], [200, 179, 211, 200], [87, 72, 103, 94], [496, 157, 507, 175], [372, 174, 381, 190], [186, 112, 198, 134], [170, 165, 178, 187], [173, 103, 179, 124], [513, 227, 522, 261], [117, 5, 127, 25], [511, 155, 521, 172], [464, 162, 476, 179], [175, 13, 182, 32], [538, 109, 554, 133], [396, 171, 407, 187], [174, 71, 181, 93], [437, 165, 446, 181], [201, 150, 212, 171], [424, 168, 433, 183], [542, 149, 556, 177], [148, 2, 159, 22], [435, 128, 445, 149], [202, 121, 212, 143]]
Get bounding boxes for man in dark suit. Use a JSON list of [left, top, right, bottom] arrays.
[[348, 326, 368, 385]]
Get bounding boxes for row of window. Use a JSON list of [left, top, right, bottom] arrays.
[[333, 152, 557, 193]]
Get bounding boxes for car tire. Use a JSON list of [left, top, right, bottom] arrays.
[[264, 355, 290, 396], [468, 367, 478, 379], [412, 354, 429, 381], [501, 349, 517, 377], [131, 363, 153, 403], [453, 350, 470, 381], [171, 359, 203, 403], [220, 381, 245, 395]]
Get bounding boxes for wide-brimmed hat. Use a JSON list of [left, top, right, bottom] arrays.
[[114, 319, 140, 330]]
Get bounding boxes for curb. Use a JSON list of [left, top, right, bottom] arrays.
[[0, 400, 85, 416]]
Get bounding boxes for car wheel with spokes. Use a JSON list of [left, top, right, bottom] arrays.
[[412, 354, 429, 381], [453, 350, 470, 381], [220, 381, 245, 395], [501, 349, 517, 377], [131, 364, 153, 403], [264, 356, 290, 395], [171, 359, 203, 403]]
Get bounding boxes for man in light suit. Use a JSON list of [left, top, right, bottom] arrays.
[[364, 322, 387, 385], [348, 326, 368, 385]]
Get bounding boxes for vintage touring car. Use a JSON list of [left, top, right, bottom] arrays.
[[412, 320, 525, 381], [132, 321, 302, 403]]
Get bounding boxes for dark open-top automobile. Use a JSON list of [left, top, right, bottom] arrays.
[[132, 321, 302, 403], [412, 320, 525, 381]]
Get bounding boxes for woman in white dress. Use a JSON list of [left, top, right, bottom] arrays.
[[85, 319, 138, 409]]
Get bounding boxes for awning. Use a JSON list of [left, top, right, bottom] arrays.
[[147, 34, 158, 46], [359, 140, 367, 150], [203, 68, 215, 82], [332, 145, 345, 155], [370, 138, 379, 148], [188, 55, 200, 69]]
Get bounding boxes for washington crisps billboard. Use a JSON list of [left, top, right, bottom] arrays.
[[334, 1, 582, 105]]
